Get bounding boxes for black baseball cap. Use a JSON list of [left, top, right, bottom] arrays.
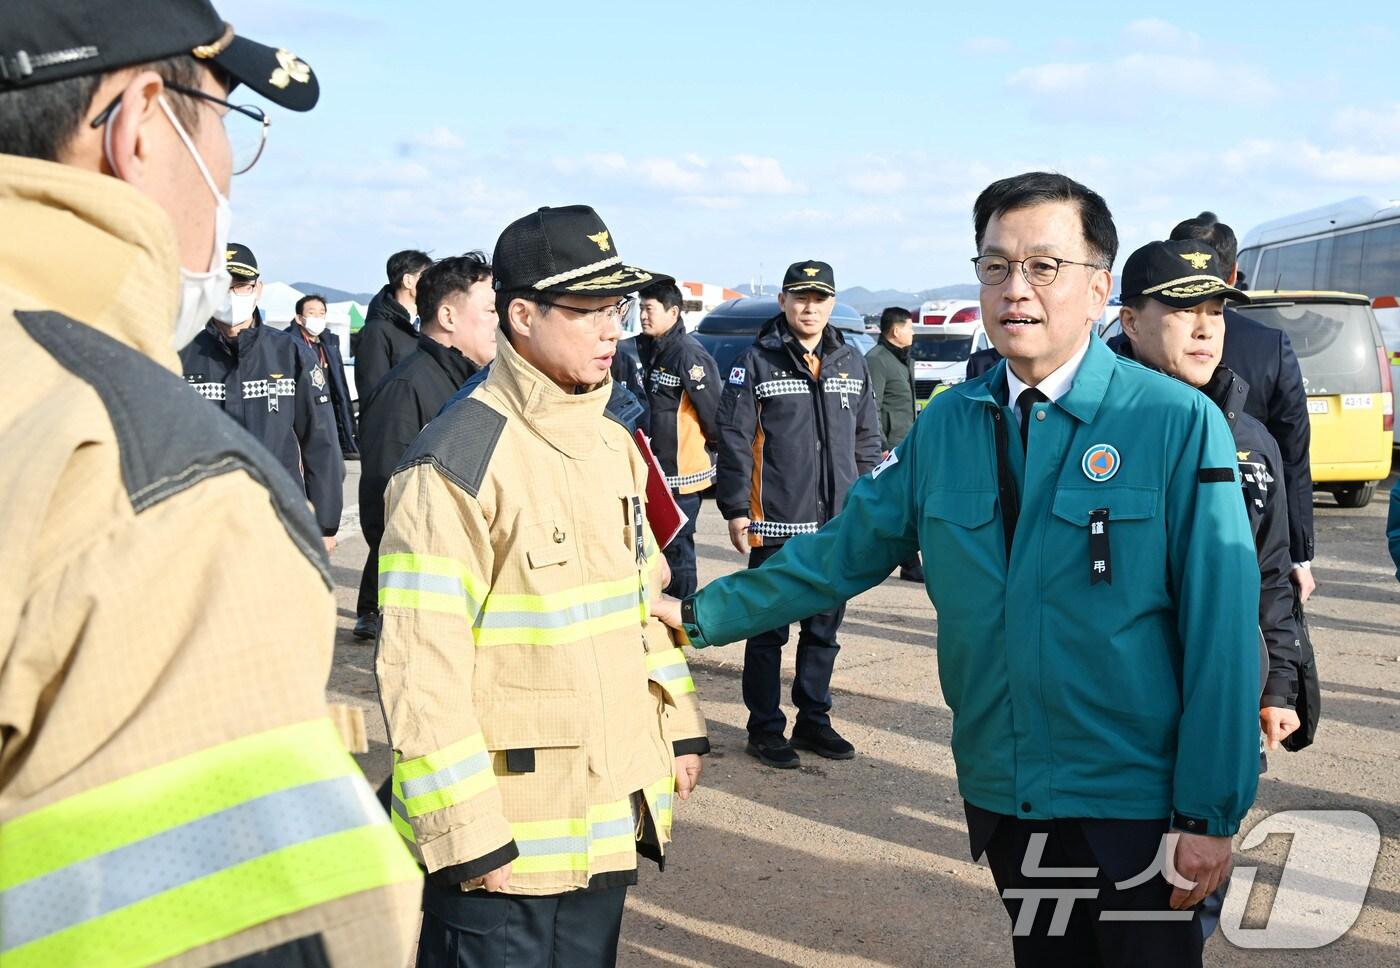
[[225, 242, 258, 279], [782, 260, 836, 296], [492, 205, 672, 298], [1120, 240, 1247, 309], [0, 0, 319, 112]]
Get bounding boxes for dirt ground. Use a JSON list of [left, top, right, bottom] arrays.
[[328, 465, 1399, 967]]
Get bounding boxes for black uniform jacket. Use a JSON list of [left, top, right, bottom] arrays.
[[969, 309, 1315, 562], [292, 325, 358, 456], [180, 319, 344, 535], [715, 314, 882, 547], [358, 335, 480, 534], [354, 285, 419, 400], [1116, 342, 1300, 709], [637, 322, 722, 494]]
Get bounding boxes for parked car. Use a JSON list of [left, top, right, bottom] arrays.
[[916, 298, 980, 326], [1234, 290, 1394, 507], [693, 297, 874, 377], [909, 322, 991, 407]]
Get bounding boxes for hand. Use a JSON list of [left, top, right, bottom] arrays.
[[1290, 565, 1316, 603], [471, 862, 512, 893], [652, 595, 683, 631], [674, 754, 703, 801], [323, 535, 337, 554], [881, 450, 890, 461], [1168, 832, 1232, 910], [1260, 706, 1301, 750], [727, 517, 751, 554]]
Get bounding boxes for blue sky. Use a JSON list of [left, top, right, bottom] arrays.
[[225, 0, 1400, 295]]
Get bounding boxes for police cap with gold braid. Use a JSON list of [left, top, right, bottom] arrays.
[[225, 242, 259, 280], [1120, 240, 1248, 310], [0, 0, 319, 112], [782, 260, 836, 296]]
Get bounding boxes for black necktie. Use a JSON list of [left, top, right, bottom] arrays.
[[1016, 388, 1048, 453]]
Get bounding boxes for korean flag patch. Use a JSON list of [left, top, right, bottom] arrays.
[[729, 367, 746, 385]]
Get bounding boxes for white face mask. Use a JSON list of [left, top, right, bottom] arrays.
[[213, 290, 258, 327], [300, 314, 328, 337], [127, 97, 234, 350]]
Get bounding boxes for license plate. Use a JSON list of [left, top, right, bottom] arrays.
[[1307, 399, 1329, 414], [1342, 394, 1372, 410]]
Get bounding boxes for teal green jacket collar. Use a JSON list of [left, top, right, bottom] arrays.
[[956, 334, 1114, 426]]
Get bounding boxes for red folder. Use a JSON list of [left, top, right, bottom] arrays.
[[633, 429, 688, 549]]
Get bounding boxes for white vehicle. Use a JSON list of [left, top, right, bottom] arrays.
[[916, 298, 980, 327], [909, 321, 991, 406], [1238, 197, 1400, 443]]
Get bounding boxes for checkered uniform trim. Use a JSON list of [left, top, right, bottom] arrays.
[[753, 379, 811, 400], [650, 371, 682, 389], [242, 378, 297, 400], [190, 382, 226, 401], [823, 378, 865, 395], [666, 467, 716, 490], [748, 520, 819, 538]]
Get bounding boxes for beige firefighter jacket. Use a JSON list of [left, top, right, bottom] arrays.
[[0, 155, 421, 968], [376, 335, 708, 896]]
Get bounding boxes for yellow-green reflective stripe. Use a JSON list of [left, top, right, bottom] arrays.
[[393, 734, 496, 817], [378, 586, 469, 616], [379, 552, 489, 602], [509, 799, 635, 874], [402, 769, 496, 817], [389, 774, 416, 844], [647, 649, 696, 694], [484, 573, 642, 613], [0, 719, 355, 891], [395, 733, 487, 782], [6, 820, 415, 968], [473, 605, 645, 648], [477, 588, 644, 632]]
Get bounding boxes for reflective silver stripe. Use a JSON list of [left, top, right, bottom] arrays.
[[666, 467, 716, 489], [476, 589, 642, 630], [517, 835, 588, 857], [748, 520, 819, 537], [651, 371, 682, 388], [379, 570, 481, 614], [654, 792, 675, 813], [754, 379, 811, 400], [590, 817, 634, 841], [823, 378, 864, 395], [0, 775, 381, 954], [398, 750, 492, 801], [648, 663, 691, 683], [190, 382, 226, 401], [390, 793, 410, 823]]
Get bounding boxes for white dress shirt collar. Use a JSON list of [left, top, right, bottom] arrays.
[[1005, 334, 1092, 411]]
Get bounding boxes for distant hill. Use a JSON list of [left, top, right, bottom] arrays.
[[291, 282, 377, 304], [731, 282, 980, 316]]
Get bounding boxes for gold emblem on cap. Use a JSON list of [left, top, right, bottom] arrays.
[[587, 231, 612, 253], [269, 49, 311, 89], [1237, 450, 1251, 460], [193, 23, 236, 59], [803, 267, 820, 277], [226, 248, 238, 260], [1180, 251, 1213, 270]]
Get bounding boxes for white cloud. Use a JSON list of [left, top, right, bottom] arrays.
[[636, 157, 707, 192], [400, 126, 466, 152], [723, 155, 802, 195], [1121, 18, 1201, 51]]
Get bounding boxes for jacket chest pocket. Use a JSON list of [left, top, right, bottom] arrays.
[[919, 490, 1001, 599], [1049, 485, 1162, 587]]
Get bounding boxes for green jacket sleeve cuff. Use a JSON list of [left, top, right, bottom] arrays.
[[1170, 810, 1241, 838], [680, 597, 711, 648]]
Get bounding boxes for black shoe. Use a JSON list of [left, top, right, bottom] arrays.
[[745, 731, 801, 769], [791, 723, 856, 760], [898, 563, 925, 583], [352, 612, 380, 641]]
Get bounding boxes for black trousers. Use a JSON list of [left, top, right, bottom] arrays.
[[355, 515, 382, 618], [967, 804, 1205, 968], [418, 881, 627, 968], [663, 492, 702, 600], [742, 543, 844, 735]]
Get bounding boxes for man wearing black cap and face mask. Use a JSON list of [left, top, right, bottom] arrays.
[[0, 4, 421, 965], [376, 205, 709, 968], [180, 242, 346, 548], [714, 260, 882, 769]]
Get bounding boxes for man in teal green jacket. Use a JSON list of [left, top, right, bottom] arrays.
[[658, 173, 1260, 966]]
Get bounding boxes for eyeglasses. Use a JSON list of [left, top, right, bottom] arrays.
[[536, 295, 635, 329], [971, 255, 1103, 287], [89, 83, 270, 176]]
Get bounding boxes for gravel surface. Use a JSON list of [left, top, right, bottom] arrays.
[[328, 465, 1399, 967]]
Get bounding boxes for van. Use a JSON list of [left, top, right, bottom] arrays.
[[910, 322, 991, 407], [1233, 291, 1394, 507]]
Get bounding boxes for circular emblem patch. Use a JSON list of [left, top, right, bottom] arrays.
[[1081, 443, 1120, 482]]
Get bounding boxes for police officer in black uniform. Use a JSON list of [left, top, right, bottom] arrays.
[[636, 279, 722, 598], [181, 243, 344, 546], [716, 260, 882, 768]]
